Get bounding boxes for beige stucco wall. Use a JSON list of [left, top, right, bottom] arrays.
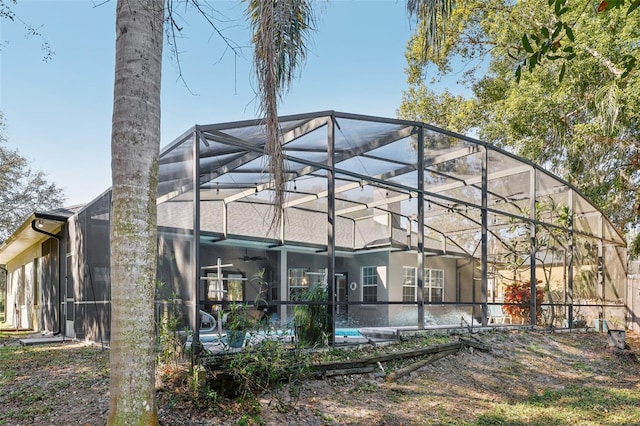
[[386, 253, 471, 326], [340, 251, 389, 326], [5, 242, 43, 330]]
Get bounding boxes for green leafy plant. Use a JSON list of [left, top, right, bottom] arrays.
[[226, 302, 257, 332], [293, 283, 330, 347], [156, 282, 185, 364], [504, 280, 544, 322], [225, 338, 309, 398], [225, 302, 258, 349], [157, 314, 183, 363], [516, 0, 639, 83], [227, 269, 271, 333]]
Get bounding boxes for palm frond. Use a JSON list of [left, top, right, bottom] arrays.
[[594, 82, 621, 137], [406, 0, 454, 59], [247, 0, 315, 232]]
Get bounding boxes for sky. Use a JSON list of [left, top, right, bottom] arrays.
[[0, 0, 465, 206]]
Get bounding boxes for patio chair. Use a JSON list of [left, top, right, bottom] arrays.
[[199, 310, 217, 333], [487, 304, 512, 324]]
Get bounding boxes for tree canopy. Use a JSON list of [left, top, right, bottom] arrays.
[[515, 0, 639, 81], [0, 112, 65, 242], [399, 0, 640, 255]]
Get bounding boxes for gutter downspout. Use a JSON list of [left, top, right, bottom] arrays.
[[0, 265, 6, 325], [31, 220, 63, 337]]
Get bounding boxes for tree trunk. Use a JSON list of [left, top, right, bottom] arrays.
[[108, 0, 163, 424]]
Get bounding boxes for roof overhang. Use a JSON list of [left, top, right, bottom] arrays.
[[0, 211, 70, 265]]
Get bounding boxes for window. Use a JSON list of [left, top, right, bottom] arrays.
[[206, 272, 243, 302], [206, 273, 222, 301], [402, 266, 416, 302], [227, 274, 244, 301], [362, 266, 378, 304], [424, 268, 444, 303], [288, 268, 308, 299]]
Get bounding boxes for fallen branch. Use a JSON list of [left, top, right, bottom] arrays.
[[310, 341, 463, 374], [386, 348, 459, 382], [322, 366, 376, 378], [206, 340, 472, 385], [459, 337, 491, 352]]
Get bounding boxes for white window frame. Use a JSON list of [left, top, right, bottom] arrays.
[[361, 266, 378, 304], [206, 272, 244, 302], [206, 272, 222, 301], [288, 268, 308, 299], [402, 266, 416, 303], [226, 273, 244, 301], [424, 268, 444, 303]]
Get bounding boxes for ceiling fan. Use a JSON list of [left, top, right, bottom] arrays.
[[237, 248, 266, 262]]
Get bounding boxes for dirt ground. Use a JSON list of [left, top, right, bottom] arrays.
[[1, 328, 639, 425]]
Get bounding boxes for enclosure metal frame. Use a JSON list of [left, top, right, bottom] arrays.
[[153, 110, 628, 338]]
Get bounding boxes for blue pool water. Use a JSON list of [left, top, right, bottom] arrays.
[[335, 328, 362, 337]]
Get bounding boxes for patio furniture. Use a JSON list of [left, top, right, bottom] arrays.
[[488, 304, 511, 324]]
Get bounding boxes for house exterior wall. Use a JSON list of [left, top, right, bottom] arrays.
[[39, 238, 60, 333], [388, 251, 419, 326], [457, 259, 477, 304], [2, 231, 62, 334], [386, 253, 477, 326], [5, 243, 41, 330], [424, 256, 459, 303], [340, 251, 389, 326]]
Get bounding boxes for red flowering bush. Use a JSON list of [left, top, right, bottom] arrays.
[[504, 280, 544, 322]]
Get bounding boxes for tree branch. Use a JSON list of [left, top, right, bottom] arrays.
[[584, 46, 624, 77]]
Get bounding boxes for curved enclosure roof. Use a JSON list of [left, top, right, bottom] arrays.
[[157, 111, 625, 260]]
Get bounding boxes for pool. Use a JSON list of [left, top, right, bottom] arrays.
[[334, 328, 362, 337], [196, 333, 225, 344], [194, 328, 362, 347]]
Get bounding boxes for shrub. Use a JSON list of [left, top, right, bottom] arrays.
[[156, 284, 185, 364], [293, 283, 330, 347], [504, 280, 544, 322], [225, 339, 309, 398]]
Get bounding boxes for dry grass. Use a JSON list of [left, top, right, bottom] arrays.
[[1, 328, 639, 425]]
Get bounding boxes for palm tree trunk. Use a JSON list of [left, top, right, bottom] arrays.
[[108, 0, 163, 424]]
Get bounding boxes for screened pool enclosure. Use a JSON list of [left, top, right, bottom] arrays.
[[152, 111, 626, 344]]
